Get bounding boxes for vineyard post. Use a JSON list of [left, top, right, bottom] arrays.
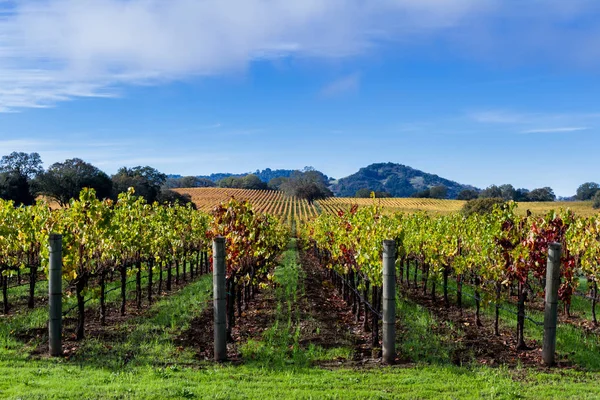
[[48, 234, 63, 357], [382, 240, 396, 364], [213, 237, 227, 362], [543, 242, 561, 366]]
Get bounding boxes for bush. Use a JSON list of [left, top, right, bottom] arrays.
[[593, 191, 600, 209], [461, 197, 506, 217]]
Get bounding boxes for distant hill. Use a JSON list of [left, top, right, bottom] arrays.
[[330, 162, 478, 199], [170, 168, 297, 183]]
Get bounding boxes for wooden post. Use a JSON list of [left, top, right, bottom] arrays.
[[543, 242, 561, 366], [382, 240, 396, 364], [213, 237, 227, 362], [48, 234, 63, 357]]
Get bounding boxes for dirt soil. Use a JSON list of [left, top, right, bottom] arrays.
[[15, 272, 208, 359], [399, 283, 576, 370]]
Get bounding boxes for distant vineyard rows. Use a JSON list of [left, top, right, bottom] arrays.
[[174, 188, 600, 219]]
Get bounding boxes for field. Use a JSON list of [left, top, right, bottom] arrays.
[[173, 187, 319, 221], [176, 188, 599, 217]]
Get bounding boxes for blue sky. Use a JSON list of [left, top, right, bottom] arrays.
[[1, 1, 599, 197]]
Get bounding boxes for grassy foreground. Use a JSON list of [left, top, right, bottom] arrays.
[[1, 243, 600, 399]]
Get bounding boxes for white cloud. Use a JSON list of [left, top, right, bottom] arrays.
[[0, 0, 599, 111], [521, 127, 590, 134], [320, 73, 361, 97], [468, 110, 528, 124], [468, 109, 600, 134]]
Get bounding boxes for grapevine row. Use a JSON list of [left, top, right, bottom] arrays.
[[301, 201, 600, 348], [0, 188, 288, 340]]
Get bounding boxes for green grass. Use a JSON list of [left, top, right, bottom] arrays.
[[413, 268, 600, 371], [1, 248, 600, 398], [395, 293, 463, 364], [241, 239, 352, 367]]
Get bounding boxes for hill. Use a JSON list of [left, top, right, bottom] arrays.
[[198, 168, 296, 183], [330, 162, 477, 199]]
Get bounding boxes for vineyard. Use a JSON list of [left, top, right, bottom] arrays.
[[2, 188, 600, 398], [0, 189, 287, 342], [173, 187, 320, 222], [176, 187, 600, 218], [301, 200, 600, 365]]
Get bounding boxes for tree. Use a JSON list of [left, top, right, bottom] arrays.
[[411, 188, 431, 198], [218, 174, 269, 190], [156, 189, 196, 208], [0, 152, 43, 178], [457, 189, 479, 200], [429, 185, 447, 199], [218, 176, 243, 189], [514, 188, 530, 202], [576, 182, 600, 201], [479, 185, 502, 199], [526, 187, 556, 202], [36, 158, 112, 207], [461, 198, 506, 217], [0, 172, 34, 205], [241, 174, 269, 190], [280, 170, 332, 203], [593, 191, 600, 209], [112, 166, 167, 203], [0, 152, 43, 205], [164, 176, 215, 189], [268, 177, 288, 190], [499, 184, 517, 201]]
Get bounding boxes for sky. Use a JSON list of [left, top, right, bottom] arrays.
[[1, 1, 600, 197]]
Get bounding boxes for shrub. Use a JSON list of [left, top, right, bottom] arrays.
[[461, 197, 506, 217]]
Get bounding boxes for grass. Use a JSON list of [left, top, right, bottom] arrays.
[[1, 244, 600, 398], [414, 269, 600, 371], [395, 293, 463, 364]]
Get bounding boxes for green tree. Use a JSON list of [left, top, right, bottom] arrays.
[[36, 158, 112, 206], [268, 176, 288, 190], [499, 184, 517, 201], [479, 185, 502, 199], [461, 198, 506, 217], [576, 182, 600, 201], [526, 187, 556, 202], [457, 189, 479, 200], [280, 170, 332, 203], [593, 191, 600, 209], [0, 152, 43, 205], [429, 185, 447, 199], [164, 176, 215, 189], [112, 166, 167, 203]]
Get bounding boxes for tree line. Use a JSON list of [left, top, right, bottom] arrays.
[[0, 153, 334, 206], [0, 152, 192, 207]]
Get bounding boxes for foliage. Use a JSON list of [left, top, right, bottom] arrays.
[[593, 191, 600, 209], [0, 152, 43, 206], [461, 197, 506, 217], [280, 170, 332, 203], [412, 185, 447, 199], [218, 174, 269, 190], [112, 166, 167, 203], [526, 187, 556, 202], [36, 158, 113, 207], [457, 189, 479, 200], [164, 176, 216, 189], [576, 182, 600, 201]]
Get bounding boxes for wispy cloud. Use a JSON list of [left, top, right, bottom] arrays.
[[320, 73, 361, 97], [468, 110, 528, 124], [467, 109, 599, 134], [521, 126, 590, 134], [1, 1, 600, 111]]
